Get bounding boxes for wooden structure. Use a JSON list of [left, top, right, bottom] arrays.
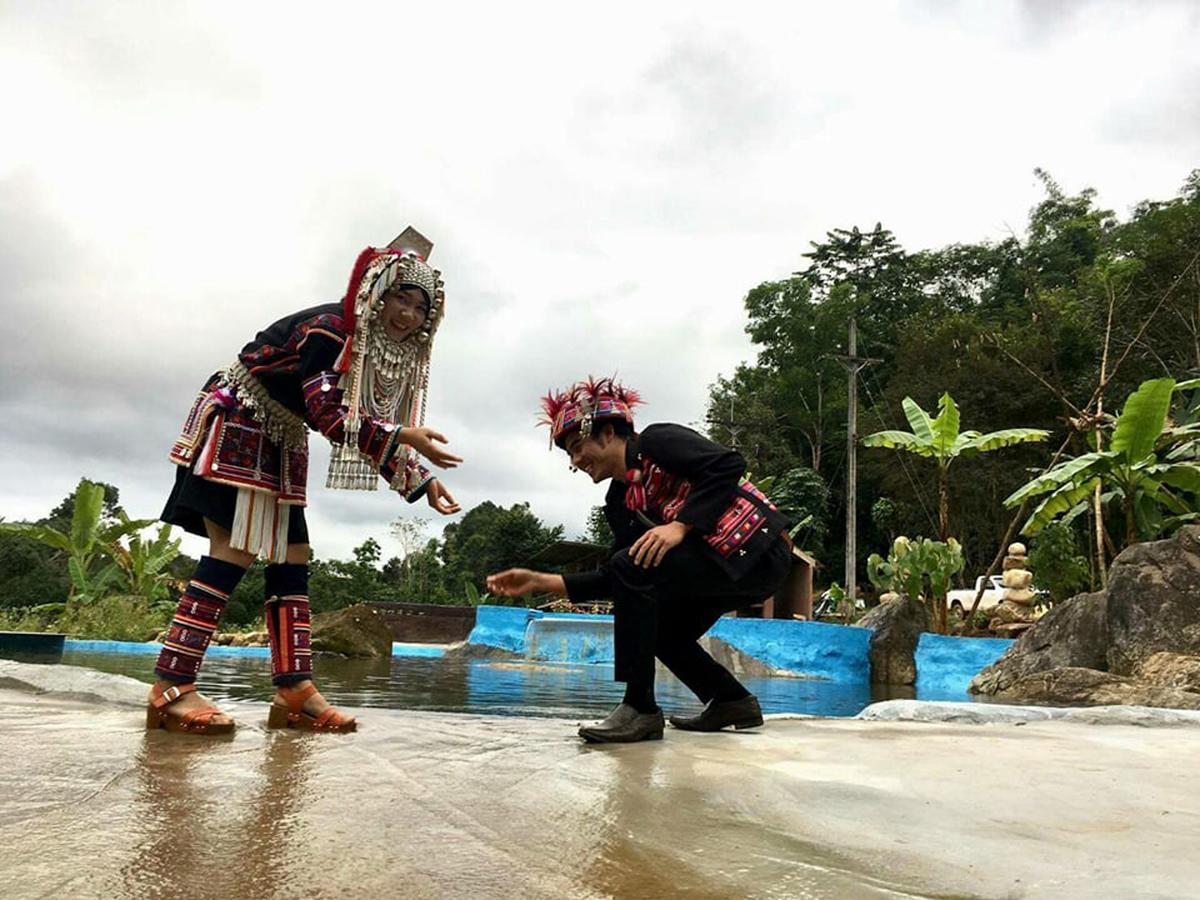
[[366, 603, 477, 643], [528, 541, 612, 614], [528, 540, 608, 573], [735, 544, 817, 620]]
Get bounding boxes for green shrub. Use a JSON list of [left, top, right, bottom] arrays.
[[57, 595, 170, 642], [1028, 522, 1090, 604], [0, 603, 66, 632]]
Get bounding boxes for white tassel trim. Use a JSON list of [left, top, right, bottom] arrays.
[[230, 488, 291, 564]]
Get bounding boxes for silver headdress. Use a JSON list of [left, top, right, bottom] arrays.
[[326, 228, 446, 490]]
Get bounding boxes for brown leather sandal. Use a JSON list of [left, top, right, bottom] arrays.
[[267, 683, 357, 733], [145, 683, 236, 735]]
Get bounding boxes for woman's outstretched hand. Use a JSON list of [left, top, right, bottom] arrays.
[[405, 426, 463, 469], [426, 479, 461, 515]]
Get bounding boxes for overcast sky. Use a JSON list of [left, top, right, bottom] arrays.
[[1, 1, 1197, 563]]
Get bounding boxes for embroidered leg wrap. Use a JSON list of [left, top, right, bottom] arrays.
[[155, 556, 246, 684], [264, 563, 313, 686]]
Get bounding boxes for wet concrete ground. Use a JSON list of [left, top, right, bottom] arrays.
[[2, 662, 1198, 899]]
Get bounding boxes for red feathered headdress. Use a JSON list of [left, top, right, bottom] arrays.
[[539, 376, 643, 448]]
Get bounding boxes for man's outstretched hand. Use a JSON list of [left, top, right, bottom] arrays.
[[487, 568, 542, 597]]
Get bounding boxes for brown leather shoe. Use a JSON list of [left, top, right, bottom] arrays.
[[669, 695, 763, 732], [578, 703, 664, 743]]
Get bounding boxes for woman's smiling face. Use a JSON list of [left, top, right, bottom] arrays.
[[380, 286, 428, 341]]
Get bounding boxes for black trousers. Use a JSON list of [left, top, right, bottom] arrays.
[[610, 535, 791, 703]]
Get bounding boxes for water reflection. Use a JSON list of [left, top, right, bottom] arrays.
[[121, 729, 315, 896], [63, 649, 898, 719]]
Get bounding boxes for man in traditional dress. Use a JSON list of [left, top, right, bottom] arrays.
[[487, 378, 791, 743], [148, 229, 460, 735]]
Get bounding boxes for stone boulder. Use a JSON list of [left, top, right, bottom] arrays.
[[978, 665, 1200, 710], [697, 637, 794, 680], [969, 591, 1107, 695], [1135, 652, 1200, 693], [856, 595, 930, 685], [441, 641, 522, 661], [1106, 526, 1200, 675], [311, 603, 394, 658]]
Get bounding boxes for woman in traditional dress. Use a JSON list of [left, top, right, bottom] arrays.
[[147, 232, 461, 735]]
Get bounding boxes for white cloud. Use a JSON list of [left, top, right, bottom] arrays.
[[1, 0, 1197, 562]]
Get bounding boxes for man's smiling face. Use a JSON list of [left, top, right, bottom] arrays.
[[565, 430, 612, 483]]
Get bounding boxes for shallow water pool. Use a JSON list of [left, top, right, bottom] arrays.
[[59, 647, 919, 718]]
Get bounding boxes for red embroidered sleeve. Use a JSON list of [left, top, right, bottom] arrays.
[[300, 371, 432, 501], [379, 446, 435, 502]]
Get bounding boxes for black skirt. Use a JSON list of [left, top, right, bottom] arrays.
[[161, 463, 309, 545]]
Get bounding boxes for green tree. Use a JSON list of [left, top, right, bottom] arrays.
[[43, 481, 124, 532], [1005, 378, 1200, 547], [768, 467, 830, 555], [1028, 523, 1089, 606], [440, 502, 564, 601], [0, 480, 152, 608], [863, 392, 1049, 542], [308, 539, 387, 613], [106, 523, 182, 609], [582, 505, 614, 547], [0, 529, 69, 610]]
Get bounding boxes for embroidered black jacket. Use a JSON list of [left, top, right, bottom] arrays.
[[562, 423, 786, 604]]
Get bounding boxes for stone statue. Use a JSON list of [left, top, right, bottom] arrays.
[[989, 542, 1039, 636]]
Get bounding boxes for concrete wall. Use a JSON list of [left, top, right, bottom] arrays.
[[466, 605, 870, 683], [63, 639, 272, 658], [526, 614, 615, 664], [914, 633, 1011, 698], [468, 606, 538, 654], [710, 618, 871, 683]]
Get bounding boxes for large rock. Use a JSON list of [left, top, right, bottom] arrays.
[[857, 595, 930, 685], [697, 636, 795, 679], [1135, 652, 1200, 693], [310, 603, 394, 658], [980, 666, 1200, 710], [1107, 526, 1200, 675], [969, 591, 1107, 695], [441, 640, 522, 661]]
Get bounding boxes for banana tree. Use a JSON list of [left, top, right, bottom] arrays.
[[863, 393, 1050, 542], [0, 479, 153, 607], [1004, 377, 1200, 547], [106, 520, 184, 609]]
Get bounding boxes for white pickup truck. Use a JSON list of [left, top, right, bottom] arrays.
[[946, 575, 1006, 615]]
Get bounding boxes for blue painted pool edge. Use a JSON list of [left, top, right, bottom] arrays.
[[915, 633, 1011, 696], [466, 605, 872, 683], [64, 639, 272, 658], [392, 642, 446, 658], [710, 618, 870, 682], [62, 639, 448, 659], [465, 605, 1012, 691]]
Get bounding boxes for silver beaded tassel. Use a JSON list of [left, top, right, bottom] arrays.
[[326, 441, 379, 490], [326, 255, 391, 491]]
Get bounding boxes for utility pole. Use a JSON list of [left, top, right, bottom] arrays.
[[834, 319, 880, 602]]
